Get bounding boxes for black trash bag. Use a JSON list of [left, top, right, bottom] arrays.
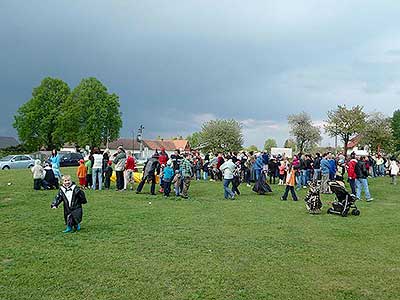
[[252, 172, 272, 194]]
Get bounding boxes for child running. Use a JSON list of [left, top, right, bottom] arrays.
[[51, 175, 87, 233], [281, 163, 298, 201]]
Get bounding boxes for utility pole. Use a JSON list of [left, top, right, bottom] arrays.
[[334, 124, 338, 153], [137, 125, 144, 159], [132, 130, 135, 153], [106, 128, 110, 149]]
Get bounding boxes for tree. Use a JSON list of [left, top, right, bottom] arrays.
[[55, 77, 122, 148], [13, 77, 70, 151], [283, 138, 297, 152], [325, 105, 367, 156], [392, 110, 400, 152], [199, 119, 243, 153], [287, 112, 321, 154], [264, 138, 277, 152], [244, 145, 259, 152], [187, 132, 202, 149], [362, 112, 394, 153]]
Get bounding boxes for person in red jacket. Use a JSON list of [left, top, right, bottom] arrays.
[[158, 148, 169, 166], [158, 148, 169, 192], [346, 152, 357, 195], [124, 151, 136, 191]]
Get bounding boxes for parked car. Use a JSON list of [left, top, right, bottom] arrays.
[[59, 152, 84, 167], [0, 154, 35, 170]]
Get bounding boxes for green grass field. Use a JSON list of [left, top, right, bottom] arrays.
[[1, 168, 399, 300]]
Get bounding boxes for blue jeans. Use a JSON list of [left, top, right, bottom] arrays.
[[196, 169, 201, 180], [356, 178, 371, 200], [300, 170, 307, 187], [313, 169, 321, 181], [223, 179, 235, 199], [174, 185, 180, 196], [203, 171, 208, 180], [378, 164, 385, 176], [296, 173, 301, 189], [92, 168, 102, 190], [306, 169, 312, 184]]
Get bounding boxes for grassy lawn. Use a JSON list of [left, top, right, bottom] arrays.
[[1, 168, 399, 300]]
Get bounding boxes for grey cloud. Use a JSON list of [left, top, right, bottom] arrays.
[[1, 1, 400, 147]]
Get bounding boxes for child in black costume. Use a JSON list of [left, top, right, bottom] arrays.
[[51, 175, 87, 233]]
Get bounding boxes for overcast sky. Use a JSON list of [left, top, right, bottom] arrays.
[[1, 0, 399, 148]]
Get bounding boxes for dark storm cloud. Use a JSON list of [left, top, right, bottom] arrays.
[[1, 0, 400, 148]]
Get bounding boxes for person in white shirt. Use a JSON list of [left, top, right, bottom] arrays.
[[31, 159, 45, 190], [219, 156, 236, 200], [389, 157, 399, 185], [92, 147, 104, 190]]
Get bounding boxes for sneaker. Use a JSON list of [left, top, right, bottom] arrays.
[[280, 197, 287, 201], [76, 224, 81, 231], [366, 198, 374, 202], [246, 184, 251, 187]]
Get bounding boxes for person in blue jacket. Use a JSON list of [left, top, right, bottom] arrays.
[[253, 152, 269, 181], [328, 156, 337, 180], [320, 152, 331, 194]]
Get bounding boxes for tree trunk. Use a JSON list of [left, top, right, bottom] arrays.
[[343, 136, 349, 158]]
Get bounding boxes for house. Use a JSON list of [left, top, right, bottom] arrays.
[[61, 138, 190, 159], [346, 134, 369, 155], [0, 136, 19, 149], [105, 138, 190, 158]]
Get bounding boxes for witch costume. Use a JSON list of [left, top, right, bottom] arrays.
[[51, 183, 87, 232], [252, 171, 273, 195]]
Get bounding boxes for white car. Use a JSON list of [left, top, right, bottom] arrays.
[[0, 155, 35, 170]]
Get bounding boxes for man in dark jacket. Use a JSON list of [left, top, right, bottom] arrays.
[[136, 154, 161, 195], [312, 153, 321, 182], [354, 156, 373, 201], [43, 163, 59, 189], [170, 149, 182, 171]]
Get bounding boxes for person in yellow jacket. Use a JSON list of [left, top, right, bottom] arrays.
[[281, 163, 298, 201]]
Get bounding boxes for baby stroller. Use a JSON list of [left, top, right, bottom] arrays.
[[304, 181, 322, 214], [327, 181, 360, 217]]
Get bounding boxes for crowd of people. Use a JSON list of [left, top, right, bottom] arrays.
[[28, 146, 400, 233], [32, 146, 399, 202]]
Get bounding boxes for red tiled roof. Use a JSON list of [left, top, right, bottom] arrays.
[[347, 134, 362, 149], [106, 138, 141, 150], [104, 138, 190, 151], [142, 139, 190, 151], [63, 139, 190, 151]]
